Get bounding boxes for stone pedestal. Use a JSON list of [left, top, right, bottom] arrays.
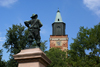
[[13, 48, 51, 67]]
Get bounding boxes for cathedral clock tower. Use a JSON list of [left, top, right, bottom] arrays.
[[50, 9, 68, 51]]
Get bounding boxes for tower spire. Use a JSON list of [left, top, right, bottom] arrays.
[[55, 8, 63, 22]]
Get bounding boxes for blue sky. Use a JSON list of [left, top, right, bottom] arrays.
[[0, 0, 100, 61]]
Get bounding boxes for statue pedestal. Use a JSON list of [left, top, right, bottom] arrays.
[[13, 48, 51, 67]]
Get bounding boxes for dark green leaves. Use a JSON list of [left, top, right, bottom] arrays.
[[46, 48, 67, 67], [67, 23, 100, 67]]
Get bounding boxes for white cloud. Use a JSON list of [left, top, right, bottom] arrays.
[[0, 0, 18, 7], [83, 0, 100, 17]]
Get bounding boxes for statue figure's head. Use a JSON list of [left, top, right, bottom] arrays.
[[30, 14, 38, 19]]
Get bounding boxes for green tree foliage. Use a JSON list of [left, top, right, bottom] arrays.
[[46, 48, 67, 67], [40, 40, 47, 53], [6, 58, 18, 67], [0, 49, 2, 61], [67, 23, 100, 67], [3, 24, 28, 55], [3, 23, 47, 67], [0, 49, 6, 67]]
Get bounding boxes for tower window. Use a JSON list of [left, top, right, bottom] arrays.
[[58, 19, 60, 21], [57, 26, 60, 28]]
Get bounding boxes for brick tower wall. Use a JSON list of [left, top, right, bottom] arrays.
[[50, 35, 68, 51]]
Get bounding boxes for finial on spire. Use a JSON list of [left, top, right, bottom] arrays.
[[57, 8, 60, 12]]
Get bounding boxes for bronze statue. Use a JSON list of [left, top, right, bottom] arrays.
[[24, 14, 43, 47]]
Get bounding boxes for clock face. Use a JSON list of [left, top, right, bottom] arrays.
[[56, 41, 61, 46]]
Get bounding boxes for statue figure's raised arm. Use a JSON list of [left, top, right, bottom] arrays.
[[24, 20, 31, 27]]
